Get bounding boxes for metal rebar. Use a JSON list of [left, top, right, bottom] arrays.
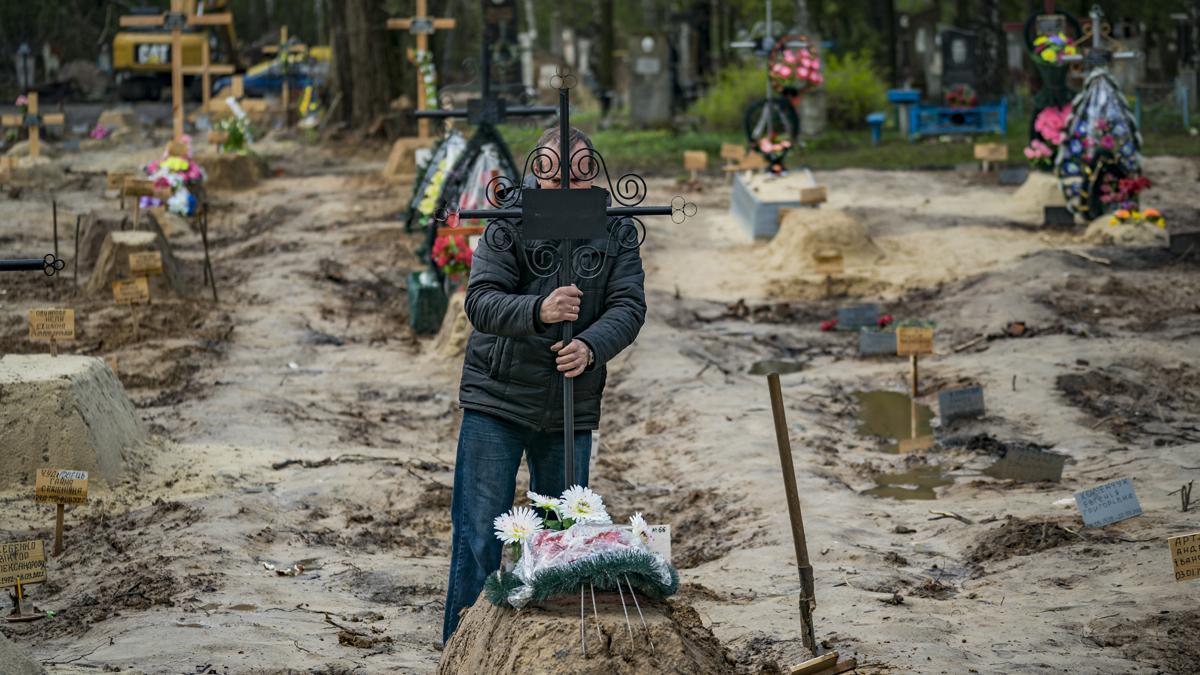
[[624, 574, 655, 650], [614, 578, 635, 644], [579, 584, 587, 657], [589, 583, 602, 640]]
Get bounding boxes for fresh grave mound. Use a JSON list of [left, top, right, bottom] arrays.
[[1082, 215, 1168, 247], [195, 151, 266, 191], [0, 633, 44, 675], [1089, 609, 1200, 674], [965, 515, 1120, 567], [765, 207, 883, 275], [77, 209, 148, 273], [440, 596, 734, 675], [84, 230, 185, 298], [0, 355, 145, 486], [1008, 171, 1068, 224], [431, 289, 471, 361]]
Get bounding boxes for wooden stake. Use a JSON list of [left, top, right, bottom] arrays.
[[767, 373, 818, 653], [170, 1, 184, 140], [910, 354, 919, 397], [14, 577, 23, 616], [53, 504, 64, 555], [49, 336, 58, 358], [29, 92, 40, 159], [73, 213, 81, 293]]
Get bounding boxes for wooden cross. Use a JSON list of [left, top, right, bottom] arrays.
[[194, 36, 236, 115], [1, 93, 65, 159], [387, 0, 457, 139], [119, 0, 234, 140], [261, 26, 309, 126]]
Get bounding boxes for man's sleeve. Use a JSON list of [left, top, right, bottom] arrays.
[[576, 242, 646, 366], [464, 230, 548, 337]]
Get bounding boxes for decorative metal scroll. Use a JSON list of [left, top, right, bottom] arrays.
[[0, 253, 65, 276]]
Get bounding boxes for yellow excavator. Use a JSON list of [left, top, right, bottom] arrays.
[[112, 0, 240, 100]]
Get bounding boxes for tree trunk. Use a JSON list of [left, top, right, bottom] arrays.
[[595, 0, 615, 116], [976, 0, 1004, 100], [794, 0, 812, 34], [326, 0, 394, 130]]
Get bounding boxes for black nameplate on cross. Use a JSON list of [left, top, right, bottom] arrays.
[[447, 69, 696, 485]]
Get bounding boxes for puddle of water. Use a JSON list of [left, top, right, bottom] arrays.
[[863, 466, 953, 500], [750, 359, 805, 375], [854, 391, 934, 453]]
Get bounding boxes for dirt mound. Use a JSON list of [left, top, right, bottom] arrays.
[[1039, 272, 1200, 333], [766, 208, 883, 275], [432, 289, 471, 361], [1009, 171, 1067, 223], [1090, 609, 1200, 674], [1057, 363, 1200, 442], [84, 230, 186, 298], [0, 355, 145, 486], [196, 152, 266, 191], [440, 596, 734, 674], [1082, 217, 1168, 247], [95, 106, 140, 134], [0, 633, 43, 675], [966, 516, 1120, 567], [77, 209, 137, 273], [59, 60, 110, 101]]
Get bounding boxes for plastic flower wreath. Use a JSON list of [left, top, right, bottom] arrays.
[[141, 136, 204, 216], [768, 44, 823, 95], [944, 84, 978, 108], [1025, 104, 1071, 170], [1033, 32, 1078, 65], [484, 486, 678, 609], [1109, 207, 1165, 228], [431, 232, 472, 280]]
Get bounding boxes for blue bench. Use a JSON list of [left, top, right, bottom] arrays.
[[906, 98, 1008, 140]]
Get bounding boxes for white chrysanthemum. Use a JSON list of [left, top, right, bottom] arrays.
[[493, 506, 543, 544], [527, 490, 562, 516], [560, 485, 609, 524], [630, 512, 648, 542]]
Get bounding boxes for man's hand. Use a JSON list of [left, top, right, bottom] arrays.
[[539, 284, 582, 324], [551, 339, 590, 378]]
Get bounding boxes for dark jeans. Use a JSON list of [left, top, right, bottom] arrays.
[[442, 409, 592, 643]]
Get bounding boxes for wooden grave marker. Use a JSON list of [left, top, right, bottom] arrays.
[[1074, 478, 1142, 528], [799, 185, 828, 205], [122, 177, 160, 229], [973, 142, 1008, 172], [387, 0, 457, 139], [1, 540, 46, 622], [0, 92, 65, 159], [261, 26, 309, 126], [113, 277, 151, 340], [896, 325, 934, 397], [28, 308, 75, 357], [1169, 532, 1200, 583], [119, 0, 234, 140], [35, 469, 88, 556], [683, 150, 708, 181], [129, 250, 164, 277]]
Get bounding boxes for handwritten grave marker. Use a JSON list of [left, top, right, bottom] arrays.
[[896, 326, 934, 397], [113, 277, 151, 340], [987, 446, 1067, 482], [0, 540, 46, 621], [1168, 532, 1200, 582], [836, 303, 879, 332], [35, 469, 88, 555], [128, 250, 164, 276], [973, 142, 1008, 172], [858, 330, 896, 357], [683, 150, 708, 182], [938, 385, 985, 426], [1074, 478, 1142, 528], [647, 524, 672, 562], [28, 308, 75, 357]]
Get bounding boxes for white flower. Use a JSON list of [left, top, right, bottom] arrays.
[[527, 490, 562, 517], [493, 506, 543, 544], [560, 485, 610, 524], [630, 512, 648, 542]]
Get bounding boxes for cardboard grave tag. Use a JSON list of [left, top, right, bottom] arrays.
[[814, 249, 844, 276], [34, 469, 89, 505], [28, 309, 75, 342], [1074, 478, 1142, 528], [106, 171, 132, 190], [112, 277, 151, 305], [799, 186, 828, 205], [720, 143, 746, 162], [938, 385, 985, 425], [0, 540, 47, 588], [896, 326, 934, 355], [683, 151, 708, 171], [128, 251, 164, 276], [123, 178, 157, 199], [1169, 532, 1200, 583], [647, 524, 672, 562], [973, 143, 1008, 162], [836, 303, 879, 332], [898, 436, 934, 453], [988, 447, 1067, 482], [858, 330, 896, 356]]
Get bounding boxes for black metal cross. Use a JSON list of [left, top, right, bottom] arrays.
[[0, 254, 65, 276], [449, 69, 696, 486]]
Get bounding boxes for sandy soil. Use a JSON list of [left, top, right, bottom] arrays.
[[1, 135, 1198, 674]]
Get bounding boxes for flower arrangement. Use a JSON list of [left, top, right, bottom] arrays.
[[415, 49, 438, 110], [213, 115, 254, 155], [485, 485, 677, 609], [89, 125, 111, 140], [1098, 174, 1150, 210], [141, 136, 204, 216], [1109, 207, 1164, 228], [431, 232, 472, 280], [1033, 32, 1078, 65], [944, 84, 977, 108], [769, 44, 823, 95], [1024, 104, 1071, 170]]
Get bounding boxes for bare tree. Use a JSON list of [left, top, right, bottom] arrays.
[[326, 0, 395, 130]]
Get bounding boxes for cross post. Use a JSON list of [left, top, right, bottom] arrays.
[[387, 0, 457, 139], [261, 26, 309, 126], [1, 93, 65, 159], [119, 0, 234, 140], [449, 70, 696, 486]]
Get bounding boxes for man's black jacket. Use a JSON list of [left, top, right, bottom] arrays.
[[458, 188, 647, 432]]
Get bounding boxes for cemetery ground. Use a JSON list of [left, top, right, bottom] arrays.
[[1, 134, 1199, 674]]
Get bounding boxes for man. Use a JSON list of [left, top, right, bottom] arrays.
[[442, 126, 646, 641]]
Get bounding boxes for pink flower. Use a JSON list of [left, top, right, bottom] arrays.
[[812, 74, 824, 85], [776, 66, 793, 78], [797, 68, 809, 78], [820, 319, 837, 332], [14, 95, 27, 106], [1100, 135, 1115, 150], [783, 51, 797, 64]]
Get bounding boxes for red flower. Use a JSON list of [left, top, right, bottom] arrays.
[[820, 319, 837, 332], [878, 314, 894, 328]]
